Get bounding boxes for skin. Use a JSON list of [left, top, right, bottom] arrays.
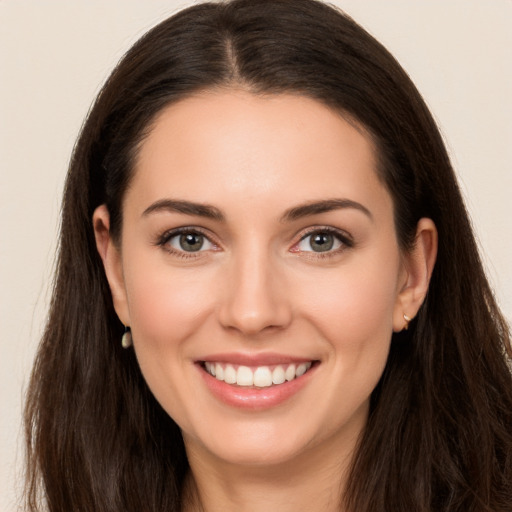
[[94, 90, 437, 511]]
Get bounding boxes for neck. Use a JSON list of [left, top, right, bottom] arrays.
[[181, 425, 362, 512]]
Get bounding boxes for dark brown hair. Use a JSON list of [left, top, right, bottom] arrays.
[[25, 1, 512, 510]]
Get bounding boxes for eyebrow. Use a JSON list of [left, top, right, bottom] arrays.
[[280, 198, 373, 222], [141, 197, 372, 223], [142, 199, 225, 221]]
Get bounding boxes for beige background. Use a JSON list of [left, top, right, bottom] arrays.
[[1, 1, 511, 509]]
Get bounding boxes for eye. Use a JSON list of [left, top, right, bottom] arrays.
[[160, 229, 216, 254], [294, 229, 352, 254]]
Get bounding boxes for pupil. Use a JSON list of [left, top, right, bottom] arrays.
[[180, 233, 203, 252], [311, 233, 333, 252]]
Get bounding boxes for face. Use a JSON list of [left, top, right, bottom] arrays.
[[96, 90, 422, 469]]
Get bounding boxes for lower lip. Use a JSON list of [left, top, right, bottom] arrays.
[[197, 363, 317, 410]]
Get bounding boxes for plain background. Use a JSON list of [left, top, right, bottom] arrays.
[[1, 1, 511, 509]]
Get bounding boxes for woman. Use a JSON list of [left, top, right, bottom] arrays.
[[24, 0, 512, 510]]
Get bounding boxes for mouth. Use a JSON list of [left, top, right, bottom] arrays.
[[200, 361, 316, 388]]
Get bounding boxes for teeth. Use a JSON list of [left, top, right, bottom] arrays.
[[215, 363, 224, 381], [296, 363, 308, 377], [253, 367, 272, 387], [237, 366, 253, 386], [224, 365, 237, 384], [205, 361, 215, 376], [204, 361, 312, 387], [272, 366, 286, 385], [285, 364, 296, 381]]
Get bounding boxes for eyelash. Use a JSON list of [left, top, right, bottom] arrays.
[[155, 226, 354, 260], [155, 227, 218, 259], [292, 226, 354, 259]]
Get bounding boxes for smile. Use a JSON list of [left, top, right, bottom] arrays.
[[203, 361, 314, 388]]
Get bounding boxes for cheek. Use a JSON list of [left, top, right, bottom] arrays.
[[303, 257, 399, 338], [125, 262, 215, 345], [296, 246, 401, 391], [331, 270, 396, 337], [122, 261, 217, 425], [300, 252, 400, 419]]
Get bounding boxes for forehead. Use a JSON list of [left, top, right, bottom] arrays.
[[127, 90, 391, 219]]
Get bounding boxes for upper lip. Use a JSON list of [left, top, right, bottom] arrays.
[[196, 352, 318, 366]]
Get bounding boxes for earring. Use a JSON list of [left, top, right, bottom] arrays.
[[121, 326, 132, 348], [403, 314, 412, 331]]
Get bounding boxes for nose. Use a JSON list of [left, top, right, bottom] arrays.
[[217, 249, 292, 336]]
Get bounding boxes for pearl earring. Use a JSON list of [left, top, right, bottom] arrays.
[[121, 326, 132, 348]]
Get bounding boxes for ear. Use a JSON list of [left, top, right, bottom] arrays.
[[92, 205, 131, 326], [393, 218, 438, 332]]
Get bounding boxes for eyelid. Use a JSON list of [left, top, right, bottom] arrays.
[[168, 232, 214, 252], [154, 224, 353, 259], [155, 226, 220, 256], [290, 226, 354, 255]]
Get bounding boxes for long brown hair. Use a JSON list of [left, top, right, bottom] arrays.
[[25, 1, 512, 510]]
